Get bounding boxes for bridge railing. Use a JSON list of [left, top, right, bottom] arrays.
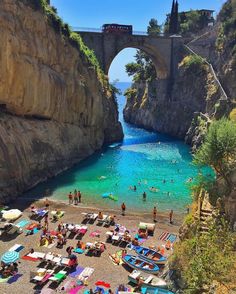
[[72, 27, 166, 36], [72, 27, 102, 33]]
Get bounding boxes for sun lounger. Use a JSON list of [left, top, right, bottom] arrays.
[[97, 215, 108, 225], [9, 244, 24, 252], [31, 209, 48, 219], [33, 269, 54, 282], [16, 219, 30, 228], [77, 225, 88, 236], [49, 270, 67, 282], [60, 257, 70, 267], [27, 251, 46, 259], [78, 267, 94, 281], [51, 210, 65, 221]]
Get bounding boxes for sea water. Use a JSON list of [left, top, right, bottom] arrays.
[[23, 82, 213, 213]]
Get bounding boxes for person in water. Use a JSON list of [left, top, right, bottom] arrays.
[[143, 192, 146, 201], [134, 185, 137, 191]]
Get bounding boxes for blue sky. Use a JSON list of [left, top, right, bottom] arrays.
[[51, 0, 225, 82]]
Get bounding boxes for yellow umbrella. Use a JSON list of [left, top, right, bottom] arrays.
[[2, 209, 22, 221]]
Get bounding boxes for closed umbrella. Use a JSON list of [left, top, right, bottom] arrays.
[[2, 209, 22, 221], [1, 251, 19, 264]]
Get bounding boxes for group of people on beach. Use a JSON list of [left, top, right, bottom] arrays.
[[68, 190, 82, 205], [121, 202, 174, 224]]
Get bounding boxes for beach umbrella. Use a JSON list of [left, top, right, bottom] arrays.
[[1, 251, 19, 264], [2, 209, 22, 221]]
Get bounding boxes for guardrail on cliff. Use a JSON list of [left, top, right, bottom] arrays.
[[184, 44, 228, 101]]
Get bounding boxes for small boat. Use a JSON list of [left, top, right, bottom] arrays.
[[128, 270, 167, 289], [135, 246, 167, 265], [122, 254, 159, 274], [141, 287, 174, 294]]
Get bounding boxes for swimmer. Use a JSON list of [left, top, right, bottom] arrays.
[[163, 179, 166, 184], [99, 176, 107, 180]]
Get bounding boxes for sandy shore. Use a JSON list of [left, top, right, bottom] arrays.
[[0, 198, 183, 294]]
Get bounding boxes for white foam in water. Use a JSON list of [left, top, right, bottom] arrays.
[[120, 143, 182, 161]]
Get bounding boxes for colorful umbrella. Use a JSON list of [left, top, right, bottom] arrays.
[[1, 251, 19, 264], [2, 209, 22, 221]]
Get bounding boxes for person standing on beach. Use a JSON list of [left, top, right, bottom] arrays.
[[78, 191, 82, 203], [68, 192, 73, 204], [143, 192, 147, 201], [74, 189, 78, 205], [121, 202, 126, 216], [153, 206, 157, 222], [169, 209, 173, 224]]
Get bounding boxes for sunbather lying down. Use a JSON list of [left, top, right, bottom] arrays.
[[109, 253, 120, 265]]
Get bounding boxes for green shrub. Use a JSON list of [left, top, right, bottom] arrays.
[[171, 218, 235, 293], [179, 54, 206, 72]]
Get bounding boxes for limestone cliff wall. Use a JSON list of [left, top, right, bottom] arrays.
[[124, 62, 224, 140], [0, 0, 123, 202]]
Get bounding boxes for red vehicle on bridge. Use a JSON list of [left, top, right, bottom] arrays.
[[102, 24, 132, 34]]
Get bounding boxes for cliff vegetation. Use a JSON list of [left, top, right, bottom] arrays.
[[170, 118, 236, 293]]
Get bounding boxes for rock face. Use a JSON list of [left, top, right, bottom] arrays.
[[124, 23, 235, 146], [124, 62, 224, 140], [0, 0, 123, 202]]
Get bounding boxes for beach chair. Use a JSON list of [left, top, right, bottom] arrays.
[[77, 225, 88, 237], [97, 215, 108, 225], [51, 210, 65, 221], [81, 212, 93, 222], [3, 223, 23, 235], [33, 269, 54, 282], [104, 215, 114, 226], [89, 213, 98, 223], [49, 270, 67, 282]]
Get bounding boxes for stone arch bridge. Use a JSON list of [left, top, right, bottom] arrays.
[[78, 31, 183, 79]]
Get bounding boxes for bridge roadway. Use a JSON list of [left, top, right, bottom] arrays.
[[75, 30, 183, 79]]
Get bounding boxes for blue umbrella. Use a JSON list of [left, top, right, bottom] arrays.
[[1, 251, 19, 264]]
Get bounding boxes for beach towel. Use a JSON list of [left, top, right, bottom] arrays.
[[59, 277, 76, 291], [16, 219, 30, 228], [69, 285, 84, 294], [159, 231, 170, 241], [21, 255, 38, 262], [134, 234, 147, 243], [78, 267, 94, 280], [0, 277, 10, 283], [7, 274, 22, 284], [95, 281, 111, 288], [69, 266, 84, 278], [89, 230, 101, 237], [9, 244, 24, 252], [74, 248, 84, 254], [167, 234, 177, 243]]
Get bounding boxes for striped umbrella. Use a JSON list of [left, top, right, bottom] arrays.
[[1, 251, 19, 264]]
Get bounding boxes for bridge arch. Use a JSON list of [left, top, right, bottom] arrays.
[[78, 32, 182, 80], [105, 42, 168, 79]]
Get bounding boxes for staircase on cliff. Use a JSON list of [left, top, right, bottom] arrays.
[[184, 27, 229, 103], [196, 190, 214, 234]]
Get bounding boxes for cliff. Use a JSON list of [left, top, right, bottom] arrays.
[[0, 0, 123, 202], [124, 58, 225, 140], [124, 0, 235, 146]]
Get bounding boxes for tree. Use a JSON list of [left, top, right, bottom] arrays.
[[125, 50, 156, 82], [194, 118, 236, 192], [169, 0, 179, 34], [147, 18, 161, 36]]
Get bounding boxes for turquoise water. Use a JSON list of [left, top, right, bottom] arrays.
[[24, 82, 213, 213]]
